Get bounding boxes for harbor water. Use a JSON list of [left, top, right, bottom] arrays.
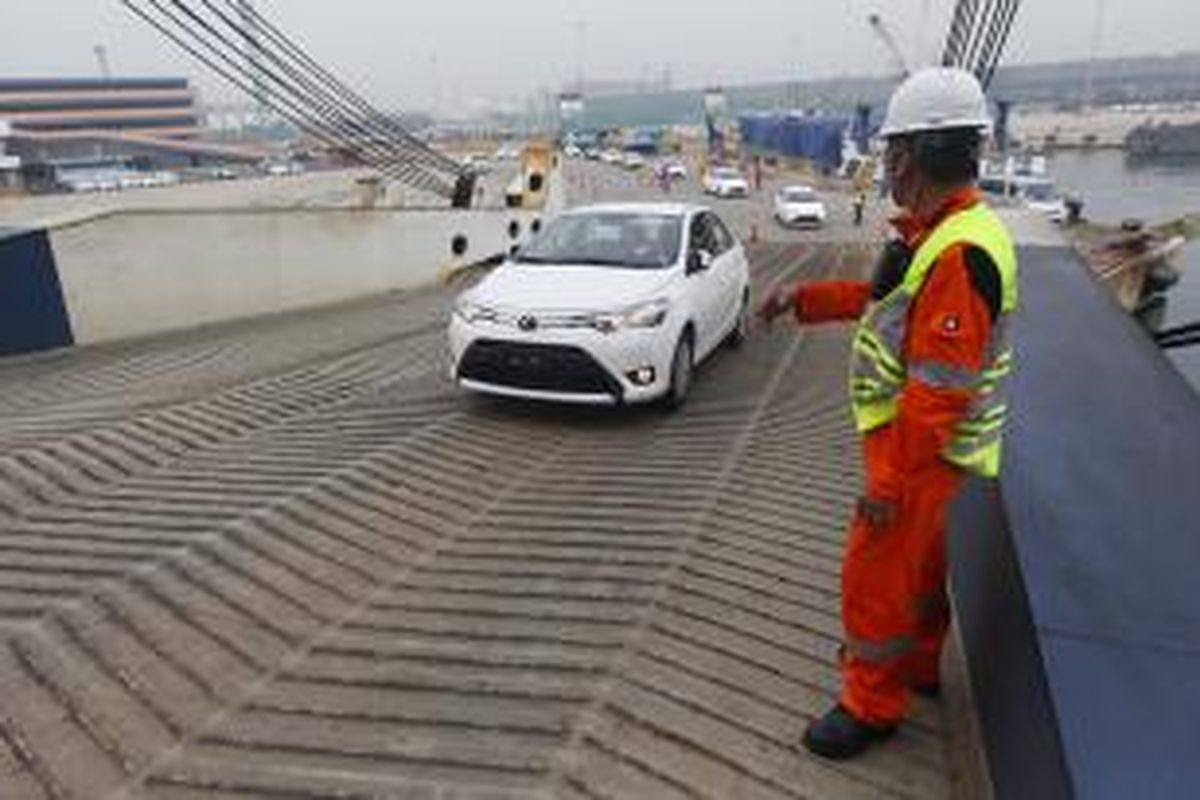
[[1048, 150, 1200, 390]]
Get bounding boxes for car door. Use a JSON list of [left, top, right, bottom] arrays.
[[685, 212, 726, 357], [705, 213, 746, 346]]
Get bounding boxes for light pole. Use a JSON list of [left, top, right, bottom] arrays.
[[93, 44, 112, 81]]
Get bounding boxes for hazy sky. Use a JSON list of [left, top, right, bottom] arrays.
[[3, 0, 1198, 114]]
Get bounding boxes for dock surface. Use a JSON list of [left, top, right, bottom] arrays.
[[0, 242, 970, 799]]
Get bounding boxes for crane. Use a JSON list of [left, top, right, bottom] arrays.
[[868, 13, 911, 79]]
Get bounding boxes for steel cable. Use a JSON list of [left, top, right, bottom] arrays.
[[214, 0, 463, 177], [944, 0, 982, 67], [187, 0, 451, 191], [128, 0, 449, 193], [124, 0, 455, 197], [962, 0, 999, 78], [980, 0, 1022, 88], [163, 0, 449, 192], [125, 0, 451, 194]]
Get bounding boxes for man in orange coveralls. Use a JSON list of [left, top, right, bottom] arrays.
[[759, 67, 1019, 760]]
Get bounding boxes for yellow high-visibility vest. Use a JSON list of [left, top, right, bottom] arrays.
[[850, 202, 1019, 477]]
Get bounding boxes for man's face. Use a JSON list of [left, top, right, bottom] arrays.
[[884, 136, 915, 208]]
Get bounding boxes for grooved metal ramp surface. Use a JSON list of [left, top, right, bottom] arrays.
[[0, 244, 959, 799]]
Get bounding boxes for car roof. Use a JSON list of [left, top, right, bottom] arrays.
[[564, 202, 706, 217], [780, 184, 816, 193]]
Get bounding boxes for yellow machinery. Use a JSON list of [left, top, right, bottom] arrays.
[[505, 138, 555, 209]]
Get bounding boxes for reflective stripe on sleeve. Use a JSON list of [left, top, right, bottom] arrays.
[[845, 633, 917, 664]]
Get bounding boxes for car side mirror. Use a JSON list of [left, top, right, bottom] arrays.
[[688, 249, 714, 274]]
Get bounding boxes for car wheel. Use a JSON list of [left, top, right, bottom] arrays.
[[726, 291, 750, 349], [663, 330, 694, 411]]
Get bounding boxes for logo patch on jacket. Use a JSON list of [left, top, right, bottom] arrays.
[[936, 313, 962, 336]]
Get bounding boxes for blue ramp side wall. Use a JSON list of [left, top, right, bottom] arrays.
[[950, 244, 1200, 800], [0, 227, 74, 356]]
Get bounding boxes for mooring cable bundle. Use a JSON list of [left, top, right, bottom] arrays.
[[942, 0, 1022, 89], [122, 0, 468, 201]]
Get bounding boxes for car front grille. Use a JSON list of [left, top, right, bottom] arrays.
[[458, 340, 624, 399]]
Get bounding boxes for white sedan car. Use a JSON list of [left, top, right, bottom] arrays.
[[450, 204, 751, 408], [621, 152, 648, 170], [774, 185, 827, 228], [660, 161, 689, 181], [703, 166, 750, 198]]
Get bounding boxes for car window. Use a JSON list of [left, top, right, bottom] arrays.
[[689, 213, 716, 255], [707, 214, 735, 254]]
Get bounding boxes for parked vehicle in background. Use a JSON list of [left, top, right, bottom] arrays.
[[600, 150, 622, 165], [118, 172, 152, 190], [657, 161, 689, 181], [494, 143, 521, 161], [61, 168, 178, 193], [461, 153, 493, 175], [703, 166, 749, 198], [265, 161, 304, 177], [450, 203, 751, 409], [773, 185, 828, 228], [621, 152, 647, 170]]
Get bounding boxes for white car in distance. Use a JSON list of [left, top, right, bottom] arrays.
[[494, 144, 521, 161], [450, 204, 751, 408], [663, 162, 689, 181], [621, 152, 648, 170], [703, 166, 750, 198], [774, 185, 827, 228]]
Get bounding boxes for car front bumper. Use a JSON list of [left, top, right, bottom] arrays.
[[448, 314, 678, 405], [778, 214, 825, 227]]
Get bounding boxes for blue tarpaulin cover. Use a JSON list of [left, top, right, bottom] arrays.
[[738, 113, 849, 170]]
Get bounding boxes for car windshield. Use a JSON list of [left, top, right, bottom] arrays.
[[783, 188, 816, 202], [713, 168, 741, 179], [513, 212, 683, 269]]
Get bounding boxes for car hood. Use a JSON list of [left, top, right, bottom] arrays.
[[470, 263, 677, 312]]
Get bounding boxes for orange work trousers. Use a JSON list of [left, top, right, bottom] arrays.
[[839, 425, 964, 724]]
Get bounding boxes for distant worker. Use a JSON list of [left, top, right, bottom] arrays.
[[753, 156, 764, 192], [759, 67, 1019, 760], [1064, 191, 1084, 225], [853, 191, 867, 227]]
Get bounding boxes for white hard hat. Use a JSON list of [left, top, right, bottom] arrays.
[[879, 67, 992, 139]]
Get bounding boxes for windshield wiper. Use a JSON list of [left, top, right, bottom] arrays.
[[516, 256, 664, 268], [563, 258, 660, 268]]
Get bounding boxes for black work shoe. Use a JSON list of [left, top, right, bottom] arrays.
[[802, 705, 897, 760], [913, 682, 942, 699]]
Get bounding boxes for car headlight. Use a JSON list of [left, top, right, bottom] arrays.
[[590, 298, 671, 333], [454, 298, 498, 323]]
